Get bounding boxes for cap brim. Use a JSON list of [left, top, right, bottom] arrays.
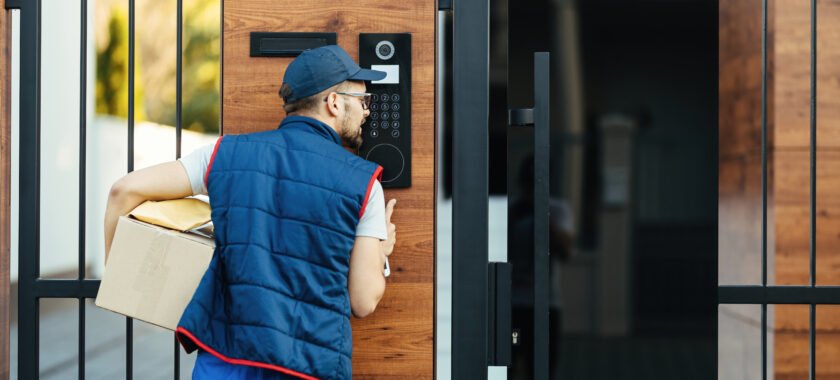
[[348, 68, 387, 81]]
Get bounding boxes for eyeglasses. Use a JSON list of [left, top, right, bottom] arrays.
[[326, 92, 372, 110]]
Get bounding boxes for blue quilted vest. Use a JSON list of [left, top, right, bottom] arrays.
[[176, 116, 382, 380]]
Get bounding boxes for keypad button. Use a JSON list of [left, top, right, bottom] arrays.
[[381, 112, 390, 120], [372, 94, 379, 102], [391, 130, 400, 138], [370, 103, 379, 111], [381, 94, 391, 102], [381, 103, 390, 111], [382, 121, 391, 129], [371, 113, 379, 120], [392, 94, 400, 102], [391, 112, 400, 120], [370, 121, 379, 129], [392, 103, 400, 111], [392, 121, 400, 129], [370, 130, 379, 138]]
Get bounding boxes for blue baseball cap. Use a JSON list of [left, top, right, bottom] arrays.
[[281, 45, 386, 103]]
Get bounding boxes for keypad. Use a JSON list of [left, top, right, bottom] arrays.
[[365, 91, 403, 140]]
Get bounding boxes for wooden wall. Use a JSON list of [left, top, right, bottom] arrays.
[[719, 0, 768, 287], [1, 1, 10, 378], [721, 0, 840, 378], [773, 0, 840, 378], [222, 1, 436, 378]]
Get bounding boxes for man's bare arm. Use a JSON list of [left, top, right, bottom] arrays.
[[348, 199, 396, 318], [104, 161, 193, 260]]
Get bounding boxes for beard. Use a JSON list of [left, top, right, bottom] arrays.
[[339, 108, 364, 150]]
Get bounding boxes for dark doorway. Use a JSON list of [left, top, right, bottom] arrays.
[[497, 0, 718, 378]]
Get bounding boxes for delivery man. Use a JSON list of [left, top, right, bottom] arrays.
[[103, 45, 397, 379]]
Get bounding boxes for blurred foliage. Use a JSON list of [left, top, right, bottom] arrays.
[[95, 9, 146, 120], [95, 0, 220, 135], [174, 0, 220, 134]]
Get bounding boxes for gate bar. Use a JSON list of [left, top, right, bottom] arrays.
[[760, 0, 768, 377], [174, 0, 184, 377], [17, 0, 42, 376], [451, 0, 489, 375], [126, 0, 136, 378], [78, 0, 88, 378], [809, 0, 817, 378]]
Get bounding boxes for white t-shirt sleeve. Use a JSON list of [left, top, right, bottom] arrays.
[[178, 143, 215, 196], [355, 180, 387, 240]]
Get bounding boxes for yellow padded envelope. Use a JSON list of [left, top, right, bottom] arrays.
[[129, 198, 211, 232]]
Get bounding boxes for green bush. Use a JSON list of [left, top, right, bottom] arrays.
[[96, 1, 220, 135], [95, 9, 145, 120]]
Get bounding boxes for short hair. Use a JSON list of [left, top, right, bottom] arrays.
[[280, 82, 350, 114]]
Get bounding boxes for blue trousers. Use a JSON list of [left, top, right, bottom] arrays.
[[192, 350, 298, 380]]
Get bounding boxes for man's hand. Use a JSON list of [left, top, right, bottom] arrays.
[[381, 199, 397, 258]]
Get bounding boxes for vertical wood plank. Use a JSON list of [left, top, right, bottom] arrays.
[[0, 0, 11, 378]]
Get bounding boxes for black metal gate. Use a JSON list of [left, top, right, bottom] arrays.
[[717, 1, 840, 379], [9, 0, 192, 378]]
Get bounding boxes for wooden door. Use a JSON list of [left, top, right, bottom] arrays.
[[222, 1, 436, 378]]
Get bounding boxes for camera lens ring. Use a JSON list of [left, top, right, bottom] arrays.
[[375, 40, 396, 60]]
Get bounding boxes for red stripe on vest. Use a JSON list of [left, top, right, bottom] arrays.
[[359, 165, 383, 218], [204, 136, 224, 188], [176, 327, 320, 380]]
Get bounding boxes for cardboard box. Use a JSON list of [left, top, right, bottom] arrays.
[[95, 199, 214, 330]]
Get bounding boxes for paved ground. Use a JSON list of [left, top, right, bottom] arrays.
[[11, 298, 196, 379], [10, 297, 715, 380]]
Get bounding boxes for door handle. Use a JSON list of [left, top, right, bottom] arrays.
[[504, 52, 550, 379]]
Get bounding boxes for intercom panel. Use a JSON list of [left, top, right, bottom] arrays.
[[359, 33, 411, 188]]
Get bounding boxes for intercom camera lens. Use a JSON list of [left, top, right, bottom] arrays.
[[375, 41, 396, 60]]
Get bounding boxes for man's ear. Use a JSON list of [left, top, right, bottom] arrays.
[[325, 92, 342, 117]]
